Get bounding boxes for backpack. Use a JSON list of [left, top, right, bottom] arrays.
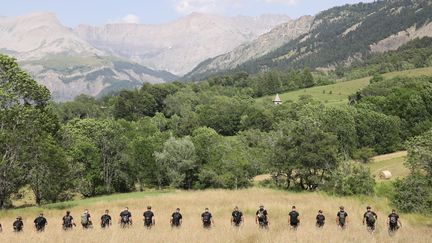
[[257, 210, 266, 221], [366, 212, 376, 224], [338, 212, 346, 225], [172, 213, 181, 224], [202, 213, 211, 223], [63, 216, 72, 227], [101, 215, 110, 226], [390, 215, 397, 224], [13, 221, 23, 231], [121, 214, 130, 224], [233, 212, 242, 223], [81, 213, 89, 225]]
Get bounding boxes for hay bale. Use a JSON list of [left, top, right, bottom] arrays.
[[380, 170, 392, 180]]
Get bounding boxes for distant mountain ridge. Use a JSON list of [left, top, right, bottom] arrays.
[[74, 13, 292, 75], [0, 12, 290, 100], [186, 0, 432, 80]]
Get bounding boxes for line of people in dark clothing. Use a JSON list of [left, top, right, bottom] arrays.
[[0, 205, 402, 234]]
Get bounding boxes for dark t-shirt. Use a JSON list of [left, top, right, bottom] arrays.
[[63, 215, 73, 226], [120, 211, 131, 222], [364, 211, 377, 224], [171, 212, 182, 225], [316, 214, 325, 225], [143, 211, 154, 224], [34, 216, 47, 226], [13, 220, 23, 231], [289, 211, 300, 224], [201, 212, 212, 224], [232, 211, 243, 224], [256, 209, 268, 223], [388, 213, 399, 225], [101, 214, 112, 225]]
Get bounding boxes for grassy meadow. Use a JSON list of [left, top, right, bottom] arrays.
[[257, 66, 432, 106], [0, 188, 431, 243]]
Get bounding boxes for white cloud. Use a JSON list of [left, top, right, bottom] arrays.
[[120, 14, 141, 24], [263, 0, 300, 5], [108, 14, 141, 24], [173, 0, 300, 14]]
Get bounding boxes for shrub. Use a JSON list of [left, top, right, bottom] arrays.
[[392, 173, 432, 213], [325, 161, 375, 196]]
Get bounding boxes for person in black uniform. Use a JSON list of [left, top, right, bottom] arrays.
[[100, 209, 112, 228], [170, 208, 183, 228], [316, 210, 325, 228], [34, 213, 47, 232], [231, 206, 244, 227], [119, 207, 132, 228], [143, 206, 155, 229], [288, 206, 300, 230]]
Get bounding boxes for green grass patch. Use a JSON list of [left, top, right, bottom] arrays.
[[257, 67, 432, 107]]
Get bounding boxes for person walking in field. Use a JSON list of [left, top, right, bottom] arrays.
[[143, 206, 155, 229], [81, 209, 92, 229], [363, 206, 378, 233], [62, 211, 76, 230], [201, 208, 214, 229], [289, 206, 300, 230], [255, 205, 269, 229], [170, 208, 182, 228], [336, 206, 348, 229], [316, 210, 325, 228], [119, 207, 132, 228], [34, 213, 48, 232], [387, 209, 402, 235], [100, 209, 112, 228], [13, 216, 24, 232], [231, 206, 244, 227]]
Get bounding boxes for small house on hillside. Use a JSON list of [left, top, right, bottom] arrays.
[[273, 94, 282, 105]]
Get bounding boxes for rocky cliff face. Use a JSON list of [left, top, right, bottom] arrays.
[[185, 15, 314, 80], [0, 12, 177, 101], [74, 13, 291, 75]]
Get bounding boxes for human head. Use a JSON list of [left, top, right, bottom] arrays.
[[318, 210, 323, 214], [84, 209, 88, 213], [39, 213, 44, 217], [205, 208, 209, 212], [234, 206, 239, 211], [105, 209, 109, 214], [66, 211, 70, 215], [124, 207, 129, 211], [176, 208, 180, 212], [340, 206, 344, 211], [292, 206, 296, 211], [367, 206, 371, 211], [259, 205, 264, 210], [17, 216, 22, 220], [147, 206, 151, 210], [392, 209, 396, 213]]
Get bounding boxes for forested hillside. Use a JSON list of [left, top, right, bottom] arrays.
[[186, 0, 432, 80]]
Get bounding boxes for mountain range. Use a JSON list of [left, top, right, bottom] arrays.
[[1, 0, 432, 101], [0, 12, 290, 101]]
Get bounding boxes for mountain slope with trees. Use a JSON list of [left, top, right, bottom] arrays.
[[186, 0, 432, 80]]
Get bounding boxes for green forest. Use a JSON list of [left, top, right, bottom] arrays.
[[1, 34, 432, 214]]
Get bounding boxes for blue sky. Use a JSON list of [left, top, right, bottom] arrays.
[[2, 0, 374, 27]]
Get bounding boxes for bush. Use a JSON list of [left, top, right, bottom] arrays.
[[352, 147, 376, 163], [392, 173, 432, 213], [325, 161, 375, 196]]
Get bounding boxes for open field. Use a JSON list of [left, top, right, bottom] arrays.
[[257, 66, 432, 106], [0, 188, 431, 243], [369, 151, 410, 181]]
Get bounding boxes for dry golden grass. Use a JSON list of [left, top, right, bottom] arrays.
[[1, 188, 431, 243]]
